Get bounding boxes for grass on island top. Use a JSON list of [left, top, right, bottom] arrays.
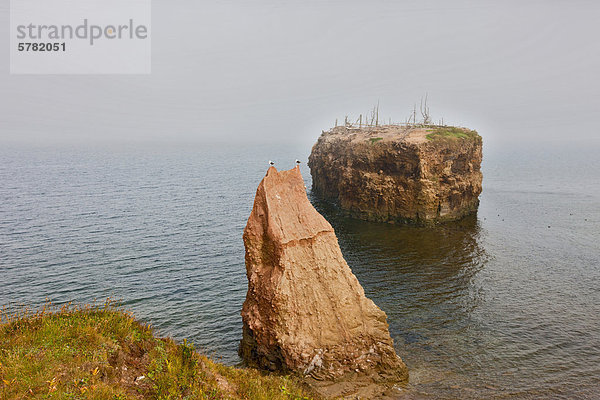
[[425, 126, 479, 141], [0, 301, 317, 400]]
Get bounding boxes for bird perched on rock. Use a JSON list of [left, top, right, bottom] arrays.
[[269, 160, 275, 166], [295, 159, 301, 166]]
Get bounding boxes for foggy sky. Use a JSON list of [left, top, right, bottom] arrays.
[[1, 0, 599, 148]]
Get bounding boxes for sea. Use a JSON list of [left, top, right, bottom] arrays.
[[1, 140, 599, 399]]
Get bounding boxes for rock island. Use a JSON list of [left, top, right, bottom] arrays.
[[308, 125, 483, 225], [240, 166, 408, 398]]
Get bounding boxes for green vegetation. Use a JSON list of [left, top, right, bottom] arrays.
[[0, 302, 317, 400], [425, 127, 479, 141], [368, 137, 383, 144]]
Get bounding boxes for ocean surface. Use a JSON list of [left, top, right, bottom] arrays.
[[1, 141, 599, 399]]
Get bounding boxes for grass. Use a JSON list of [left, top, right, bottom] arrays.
[[368, 137, 383, 144], [425, 127, 479, 141], [0, 301, 317, 400]]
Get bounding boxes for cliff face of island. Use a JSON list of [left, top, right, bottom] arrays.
[[308, 126, 483, 225], [240, 166, 408, 398]]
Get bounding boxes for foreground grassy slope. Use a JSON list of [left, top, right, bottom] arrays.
[[0, 302, 317, 400]]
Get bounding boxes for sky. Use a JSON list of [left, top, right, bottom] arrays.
[[1, 0, 599, 148]]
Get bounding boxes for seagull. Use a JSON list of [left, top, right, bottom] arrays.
[[269, 160, 275, 166], [295, 159, 301, 165]]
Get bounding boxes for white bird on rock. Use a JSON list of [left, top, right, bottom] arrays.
[[269, 160, 275, 166]]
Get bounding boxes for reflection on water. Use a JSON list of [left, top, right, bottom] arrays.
[[313, 198, 486, 339], [1, 143, 599, 399]]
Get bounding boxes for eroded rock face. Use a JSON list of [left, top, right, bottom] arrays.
[[308, 126, 483, 225], [240, 166, 408, 392]]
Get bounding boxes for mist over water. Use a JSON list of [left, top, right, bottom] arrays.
[[2, 1, 600, 147], [1, 141, 599, 398]]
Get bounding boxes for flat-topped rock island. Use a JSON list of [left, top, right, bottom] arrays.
[[308, 125, 483, 225]]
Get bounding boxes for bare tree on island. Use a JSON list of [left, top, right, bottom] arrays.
[[334, 95, 446, 129], [420, 94, 431, 126]]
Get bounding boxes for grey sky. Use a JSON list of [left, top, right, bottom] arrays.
[[1, 0, 599, 147]]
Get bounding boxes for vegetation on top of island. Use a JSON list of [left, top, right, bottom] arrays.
[[332, 96, 478, 137], [425, 126, 479, 141], [368, 137, 383, 144], [0, 301, 317, 400]]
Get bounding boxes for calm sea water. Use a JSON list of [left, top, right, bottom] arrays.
[[1, 141, 599, 399]]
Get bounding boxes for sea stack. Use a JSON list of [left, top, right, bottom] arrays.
[[308, 125, 483, 225], [240, 166, 408, 396]]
